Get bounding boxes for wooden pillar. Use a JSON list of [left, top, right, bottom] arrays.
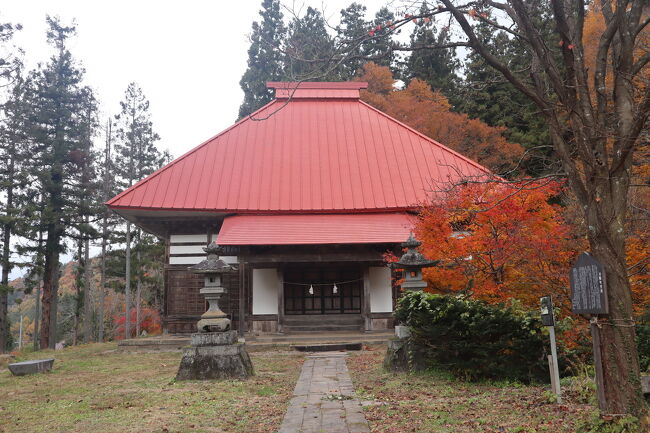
[[363, 267, 372, 332], [238, 261, 246, 336], [162, 234, 170, 334], [277, 268, 284, 334]]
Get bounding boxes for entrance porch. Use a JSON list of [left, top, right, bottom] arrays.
[[162, 240, 399, 334], [247, 258, 396, 335]]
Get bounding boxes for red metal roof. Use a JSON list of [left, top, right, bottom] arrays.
[[107, 82, 490, 214], [268, 81, 368, 99], [216, 213, 414, 245]]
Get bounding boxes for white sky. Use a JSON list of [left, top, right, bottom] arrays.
[[2, 0, 393, 279], [3, 0, 390, 159]]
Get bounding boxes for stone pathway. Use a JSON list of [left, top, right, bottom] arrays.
[[279, 352, 371, 433]]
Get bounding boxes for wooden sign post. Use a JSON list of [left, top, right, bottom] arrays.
[[570, 252, 608, 411], [540, 296, 561, 403]]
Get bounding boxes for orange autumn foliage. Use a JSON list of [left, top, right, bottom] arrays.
[[357, 62, 524, 174], [113, 307, 162, 340], [415, 181, 581, 312]]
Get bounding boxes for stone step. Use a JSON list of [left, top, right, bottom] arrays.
[[118, 331, 395, 351], [282, 324, 363, 332], [292, 342, 363, 352], [283, 315, 363, 326], [246, 332, 393, 344]]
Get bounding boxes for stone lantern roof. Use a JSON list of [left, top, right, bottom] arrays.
[[188, 242, 234, 274], [393, 233, 438, 269]]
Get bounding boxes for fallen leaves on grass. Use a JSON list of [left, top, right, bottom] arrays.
[[1, 343, 304, 433], [348, 349, 594, 433]]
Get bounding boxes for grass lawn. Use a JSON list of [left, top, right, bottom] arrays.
[[348, 347, 597, 433], [0, 343, 303, 433]]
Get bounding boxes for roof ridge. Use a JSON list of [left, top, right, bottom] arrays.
[[267, 81, 368, 90], [357, 100, 492, 176], [105, 99, 279, 206]]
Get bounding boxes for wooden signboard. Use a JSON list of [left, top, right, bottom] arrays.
[[570, 252, 608, 315], [570, 252, 609, 411]]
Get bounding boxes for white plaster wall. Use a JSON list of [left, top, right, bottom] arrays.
[[169, 256, 203, 265], [169, 234, 208, 243], [252, 268, 279, 315], [169, 255, 238, 265], [369, 266, 393, 313], [168, 232, 238, 265], [169, 244, 207, 255]]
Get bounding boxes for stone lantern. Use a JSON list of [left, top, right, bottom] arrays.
[[176, 242, 253, 380], [385, 233, 438, 370], [188, 242, 234, 332], [393, 233, 438, 291]]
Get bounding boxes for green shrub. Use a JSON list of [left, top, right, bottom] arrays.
[[394, 291, 548, 382]]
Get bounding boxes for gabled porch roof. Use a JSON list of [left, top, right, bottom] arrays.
[[216, 213, 414, 245]]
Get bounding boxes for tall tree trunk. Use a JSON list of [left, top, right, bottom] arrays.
[[33, 286, 40, 351], [0, 239, 9, 354], [99, 118, 112, 343], [33, 224, 44, 351], [40, 155, 64, 350], [82, 225, 92, 343], [135, 229, 142, 336], [99, 224, 107, 342], [125, 220, 132, 339], [40, 227, 61, 350], [49, 264, 60, 350], [0, 222, 10, 354], [582, 174, 645, 417], [0, 153, 15, 353], [73, 238, 83, 346], [72, 314, 78, 346]]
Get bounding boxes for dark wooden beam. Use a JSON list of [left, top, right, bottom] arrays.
[[238, 261, 246, 336], [363, 267, 372, 332], [277, 269, 284, 334]]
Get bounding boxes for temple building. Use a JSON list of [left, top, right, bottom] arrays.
[[106, 82, 489, 335]]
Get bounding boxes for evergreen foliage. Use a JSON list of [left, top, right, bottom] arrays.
[[335, 3, 369, 80], [114, 83, 164, 190], [455, 6, 558, 176], [0, 74, 30, 352], [113, 82, 166, 339], [23, 16, 98, 349], [404, 3, 460, 104], [238, 0, 286, 119], [363, 7, 397, 69], [238, 2, 401, 112], [394, 291, 548, 382], [284, 7, 336, 80]]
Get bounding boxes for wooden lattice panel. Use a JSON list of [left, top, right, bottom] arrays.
[[164, 266, 240, 333]]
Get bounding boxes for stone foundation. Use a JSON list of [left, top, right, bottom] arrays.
[[176, 331, 254, 380], [383, 338, 428, 372]]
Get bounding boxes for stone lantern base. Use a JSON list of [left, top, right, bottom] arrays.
[[175, 331, 254, 380]]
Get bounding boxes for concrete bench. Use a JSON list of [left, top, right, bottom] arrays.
[[8, 359, 55, 376]]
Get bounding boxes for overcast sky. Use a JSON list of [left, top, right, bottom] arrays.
[[2, 0, 394, 278], [3, 0, 390, 159]]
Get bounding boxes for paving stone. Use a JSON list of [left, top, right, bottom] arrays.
[[278, 352, 371, 432]]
